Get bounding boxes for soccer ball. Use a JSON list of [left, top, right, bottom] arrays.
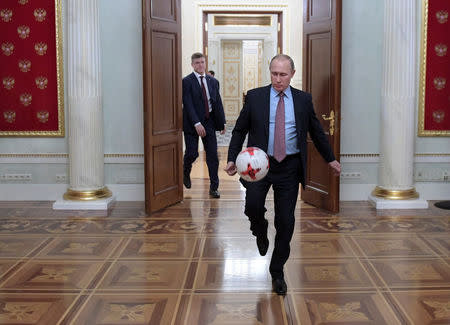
[[235, 147, 269, 182]]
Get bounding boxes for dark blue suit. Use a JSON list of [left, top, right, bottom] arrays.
[[183, 72, 225, 191], [228, 85, 335, 279]]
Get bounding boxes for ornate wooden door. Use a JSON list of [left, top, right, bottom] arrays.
[[301, 0, 342, 212], [142, 0, 183, 213]]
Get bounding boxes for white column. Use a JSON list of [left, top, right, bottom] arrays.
[[369, 0, 427, 209], [53, 0, 114, 210]]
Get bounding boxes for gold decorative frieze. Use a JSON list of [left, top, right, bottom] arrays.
[[0, 153, 448, 160], [340, 153, 450, 158], [199, 4, 287, 8], [340, 154, 379, 158], [0, 153, 145, 158], [214, 15, 272, 26]]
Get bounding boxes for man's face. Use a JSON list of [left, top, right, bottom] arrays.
[[191, 57, 206, 75], [270, 58, 295, 92]]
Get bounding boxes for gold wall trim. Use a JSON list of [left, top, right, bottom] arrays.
[[1, 153, 449, 159], [0, 153, 68, 158], [214, 15, 272, 26], [340, 154, 379, 158], [63, 187, 112, 201], [0, 154, 145, 158], [0, 0, 65, 137], [200, 4, 288, 8], [340, 153, 450, 158], [372, 186, 419, 200], [418, 0, 450, 136], [418, 0, 429, 136], [55, 0, 65, 137], [415, 153, 450, 157], [105, 154, 144, 158]]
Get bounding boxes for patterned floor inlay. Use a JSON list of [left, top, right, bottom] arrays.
[[119, 236, 198, 259], [389, 290, 450, 324], [203, 218, 257, 236], [291, 291, 402, 324], [182, 293, 287, 325], [367, 258, 450, 289], [289, 235, 356, 259], [35, 237, 123, 260], [70, 293, 180, 325], [300, 217, 448, 234], [0, 293, 79, 324], [0, 260, 21, 282], [349, 234, 437, 258], [194, 260, 272, 292], [97, 260, 191, 291], [107, 219, 204, 235], [0, 237, 49, 258], [286, 259, 376, 291], [421, 234, 450, 256], [202, 236, 268, 259], [1, 261, 105, 290]]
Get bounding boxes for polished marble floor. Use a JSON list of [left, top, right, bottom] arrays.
[[0, 152, 449, 324]]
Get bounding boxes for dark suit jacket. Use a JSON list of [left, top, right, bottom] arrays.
[[227, 85, 335, 187], [182, 73, 226, 134]]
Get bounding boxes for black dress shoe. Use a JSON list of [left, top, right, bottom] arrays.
[[272, 278, 287, 295], [183, 172, 191, 189], [256, 235, 269, 256], [209, 189, 220, 198]]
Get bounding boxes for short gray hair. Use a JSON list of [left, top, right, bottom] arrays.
[[269, 54, 295, 71]]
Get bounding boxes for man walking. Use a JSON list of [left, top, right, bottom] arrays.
[[183, 53, 226, 198], [225, 54, 340, 294]]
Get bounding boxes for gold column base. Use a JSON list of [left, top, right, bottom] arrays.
[[371, 186, 419, 200], [63, 187, 112, 201]]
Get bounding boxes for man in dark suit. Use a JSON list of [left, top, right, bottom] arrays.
[[183, 52, 226, 198], [225, 54, 340, 295]]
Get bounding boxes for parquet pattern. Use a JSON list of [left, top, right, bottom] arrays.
[[0, 150, 449, 324]]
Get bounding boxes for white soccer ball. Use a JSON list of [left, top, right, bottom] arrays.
[[236, 147, 269, 182]]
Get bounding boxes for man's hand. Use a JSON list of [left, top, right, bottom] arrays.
[[220, 128, 226, 135], [224, 161, 237, 176], [195, 124, 206, 137], [328, 160, 341, 176]]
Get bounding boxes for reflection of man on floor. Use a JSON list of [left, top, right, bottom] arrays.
[[225, 54, 340, 295], [182, 52, 226, 198]]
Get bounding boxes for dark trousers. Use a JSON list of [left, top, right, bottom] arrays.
[[183, 118, 219, 191], [241, 154, 301, 279]]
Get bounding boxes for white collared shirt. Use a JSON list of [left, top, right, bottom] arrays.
[[193, 71, 212, 112], [267, 86, 299, 156]]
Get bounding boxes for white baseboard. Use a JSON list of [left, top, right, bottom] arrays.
[[107, 184, 145, 201], [53, 196, 116, 210], [0, 183, 447, 202], [0, 184, 144, 201], [368, 195, 429, 209], [339, 184, 375, 201], [340, 183, 450, 201]]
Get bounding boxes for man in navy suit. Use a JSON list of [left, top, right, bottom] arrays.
[[225, 54, 341, 295], [183, 53, 226, 198]]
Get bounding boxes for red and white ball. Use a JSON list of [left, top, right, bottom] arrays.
[[236, 147, 269, 182]]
